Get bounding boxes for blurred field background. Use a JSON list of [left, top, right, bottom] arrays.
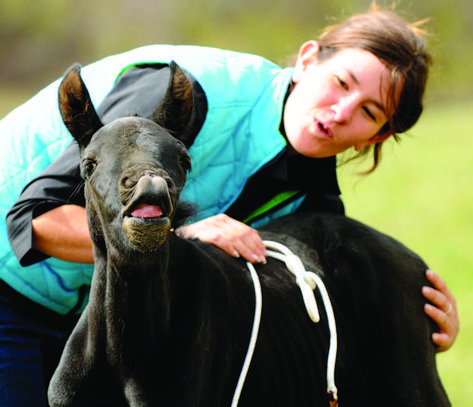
[[0, 0, 471, 405]]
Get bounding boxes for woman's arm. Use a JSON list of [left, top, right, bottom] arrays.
[[32, 204, 94, 264]]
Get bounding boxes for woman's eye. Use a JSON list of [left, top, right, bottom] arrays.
[[336, 75, 348, 90], [362, 106, 376, 121]]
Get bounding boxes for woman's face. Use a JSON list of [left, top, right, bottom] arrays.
[[284, 41, 394, 157]]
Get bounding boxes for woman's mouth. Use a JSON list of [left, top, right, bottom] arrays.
[[315, 120, 333, 139]]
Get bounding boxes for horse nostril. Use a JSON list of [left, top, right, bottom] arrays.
[[120, 176, 135, 189]]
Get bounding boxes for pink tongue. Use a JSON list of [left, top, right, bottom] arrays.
[[131, 203, 163, 218]]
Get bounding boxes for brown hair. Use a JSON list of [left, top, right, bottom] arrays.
[[317, 5, 432, 172]]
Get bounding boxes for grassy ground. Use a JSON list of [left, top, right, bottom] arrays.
[[338, 100, 473, 406], [1, 91, 471, 404]]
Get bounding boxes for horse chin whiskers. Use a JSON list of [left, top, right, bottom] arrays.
[[122, 215, 171, 252]]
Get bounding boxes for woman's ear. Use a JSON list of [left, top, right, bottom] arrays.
[[293, 41, 320, 83]]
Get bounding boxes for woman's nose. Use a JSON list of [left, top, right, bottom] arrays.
[[332, 97, 356, 123]]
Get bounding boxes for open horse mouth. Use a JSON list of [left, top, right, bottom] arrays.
[[120, 175, 175, 252], [130, 203, 164, 219], [122, 212, 171, 253], [123, 199, 171, 224], [122, 200, 172, 252], [121, 175, 173, 220]]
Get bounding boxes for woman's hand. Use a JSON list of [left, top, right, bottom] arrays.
[[422, 269, 459, 353], [176, 214, 267, 264]]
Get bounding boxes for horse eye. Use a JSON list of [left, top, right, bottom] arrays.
[[82, 159, 97, 178], [179, 156, 191, 173]]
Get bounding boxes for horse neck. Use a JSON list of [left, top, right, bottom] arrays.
[[92, 240, 173, 338]]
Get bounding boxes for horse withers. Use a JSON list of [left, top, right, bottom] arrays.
[[48, 62, 450, 406]]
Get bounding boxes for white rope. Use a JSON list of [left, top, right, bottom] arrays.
[[264, 242, 320, 323], [231, 240, 339, 406], [264, 241, 338, 401], [231, 260, 262, 407], [309, 271, 339, 402]]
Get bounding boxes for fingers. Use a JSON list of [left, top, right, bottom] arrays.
[[423, 269, 459, 353], [425, 269, 455, 305], [176, 214, 267, 264], [431, 332, 453, 350], [422, 285, 451, 315], [207, 215, 267, 263], [424, 302, 455, 352]]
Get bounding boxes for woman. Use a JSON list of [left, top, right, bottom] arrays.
[[0, 6, 458, 406]]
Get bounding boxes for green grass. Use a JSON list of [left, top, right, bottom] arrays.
[[338, 100, 473, 406]]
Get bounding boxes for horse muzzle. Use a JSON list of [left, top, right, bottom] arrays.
[[121, 174, 175, 252]]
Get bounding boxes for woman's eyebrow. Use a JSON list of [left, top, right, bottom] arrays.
[[347, 70, 387, 115]]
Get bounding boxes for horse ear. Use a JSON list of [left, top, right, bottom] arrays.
[[153, 61, 195, 146], [58, 63, 103, 149]]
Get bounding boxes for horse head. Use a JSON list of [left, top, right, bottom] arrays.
[[58, 62, 193, 255]]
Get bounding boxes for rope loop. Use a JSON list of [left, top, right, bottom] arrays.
[[232, 240, 339, 406], [264, 241, 321, 323]]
